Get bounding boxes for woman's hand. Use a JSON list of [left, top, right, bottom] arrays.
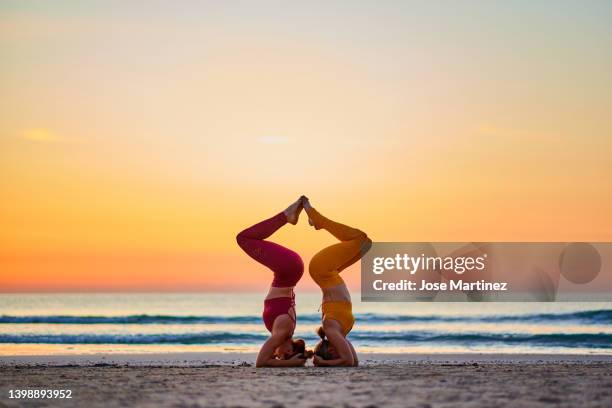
[[288, 354, 307, 366], [313, 355, 326, 366], [263, 353, 307, 367]]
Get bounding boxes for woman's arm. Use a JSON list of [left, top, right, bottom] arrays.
[[312, 355, 351, 367], [347, 339, 359, 367], [256, 332, 289, 367], [255, 319, 306, 367], [314, 325, 355, 367], [261, 353, 307, 367]]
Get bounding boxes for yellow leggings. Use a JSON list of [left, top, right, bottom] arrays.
[[308, 207, 371, 334], [308, 207, 371, 288]]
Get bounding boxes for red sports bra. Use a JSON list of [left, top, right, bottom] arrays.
[[262, 292, 296, 333]]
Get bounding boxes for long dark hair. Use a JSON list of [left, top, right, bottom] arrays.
[[291, 338, 305, 355], [314, 326, 332, 360], [290, 338, 313, 359]]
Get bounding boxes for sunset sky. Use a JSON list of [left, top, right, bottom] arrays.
[[1, 1, 611, 291]]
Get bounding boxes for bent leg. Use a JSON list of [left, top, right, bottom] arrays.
[[310, 240, 371, 287], [236, 212, 304, 287], [307, 207, 366, 243], [307, 208, 372, 288]]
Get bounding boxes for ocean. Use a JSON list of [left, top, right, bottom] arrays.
[[0, 293, 610, 356]]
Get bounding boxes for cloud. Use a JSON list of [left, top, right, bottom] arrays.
[[21, 128, 82, 143]]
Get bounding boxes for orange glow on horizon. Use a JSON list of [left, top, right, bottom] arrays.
[[1, 2, 611, 291]]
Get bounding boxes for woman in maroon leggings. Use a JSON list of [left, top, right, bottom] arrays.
[[236, 197, 310, 367]]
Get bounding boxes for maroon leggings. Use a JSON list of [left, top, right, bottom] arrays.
[[236, 212, 304, 287], [236, 212, 304, 332]]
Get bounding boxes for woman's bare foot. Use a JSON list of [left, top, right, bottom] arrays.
[[283, 197, 303, 225], [301, 196, 316, 227]]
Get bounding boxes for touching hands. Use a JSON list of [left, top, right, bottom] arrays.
[[289, 353, 307, 366]]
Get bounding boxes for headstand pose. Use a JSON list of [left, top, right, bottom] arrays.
[[303, 196, 372, 367], [236, 197, 311, 367]]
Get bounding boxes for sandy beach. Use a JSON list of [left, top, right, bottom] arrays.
[[2, 353, 611, 407]]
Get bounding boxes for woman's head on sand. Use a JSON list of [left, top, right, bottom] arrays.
[[274, 338, 309, 359], [314, 326, 339, 360]]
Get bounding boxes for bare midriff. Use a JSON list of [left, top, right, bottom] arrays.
[[321, 281, 351, 303], [265, 286, 295, 300]]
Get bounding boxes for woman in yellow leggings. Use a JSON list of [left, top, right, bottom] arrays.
[[302, 196, 372, 367]]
